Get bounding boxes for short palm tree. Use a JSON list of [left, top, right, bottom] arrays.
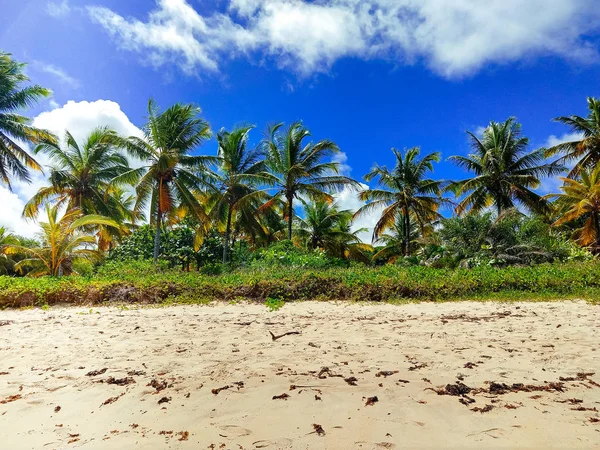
[[0, 51, 54, 189], [295, 200, 370, 261], [0, 226, 19, 274], [262, 121, 358, 240], [8, 205, 118, 277], [210, 126, 270, 263], [355, 147, 445, 256], [372, 213, 421, 262], [294, 200, 354, 250], [23, 127, 130, 219], [449, 118, 564, 215], [118, 100, 213, 261], [545, 97, 600, 178], [547, 164, 600, 248]]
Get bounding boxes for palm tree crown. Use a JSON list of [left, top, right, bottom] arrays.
[[0, 52, 54, 189], [449, 118, 564, 216], [355, 147, 444, 256], [545, 97, 600, 178], [548, 164, 600, 248], [119, 99, 213, 261], [262, 121, 358, 240], [24, 127, 131, 218]]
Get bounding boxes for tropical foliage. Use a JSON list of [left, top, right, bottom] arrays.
[[0, 51, 54, 189], [262, 121, 358, 240], [546, 97, 600, 178], [355, 147, 444, 255], [118, 100, 213, 261], [0, 51, 599, 288], [7, 205, 117, 277], [449, 118, 564, 215]]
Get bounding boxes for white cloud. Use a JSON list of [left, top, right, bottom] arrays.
[[47, 0, 70, 18], [537, 132, 584, 194], [89, 0, 600, 78], [0, 100, 143, 237], [545, 132, 584, 148], [332, 151, 352, 176], [35, 63, 79, 88], [334, 183, 383, 244]]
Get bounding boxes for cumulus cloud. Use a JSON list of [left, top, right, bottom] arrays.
[[0, 100, 143, 237], [46, 0, 70, 18], [333, 183, 383, 244], [89, 0, 600, 78], [545, 132, 585, 148]]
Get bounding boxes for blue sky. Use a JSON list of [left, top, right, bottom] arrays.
[[1, 0, 600, 239]]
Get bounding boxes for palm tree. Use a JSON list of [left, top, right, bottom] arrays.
[[0, 52, 54, 189], [449, 118, 564, 216], [547, 164, 600, 249], [372, 213, 420, 262], [295, 200, 370, 261], [355, 147, 444, 256], [118, 100, 213, 261], [545, 97, 600, 178], [23, 127, 131, 219], [262, 121, 358, 240], [210, 126, 270, 263], [8, 205, 118, 277], [294, 200, 353, 249], [0, 226, 19, 274]]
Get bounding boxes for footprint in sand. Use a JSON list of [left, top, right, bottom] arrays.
[[252, 438, 293, 448], [219, 424, 252, 438]]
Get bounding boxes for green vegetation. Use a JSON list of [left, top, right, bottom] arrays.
[[1, 260, 599, 308], [0, 51, 599, 308]]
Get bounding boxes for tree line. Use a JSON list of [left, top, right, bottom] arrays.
[[1, 51, 599, 276]]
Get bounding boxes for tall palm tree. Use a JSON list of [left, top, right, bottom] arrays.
[[0, 51, 54, 189], [262, 121, 358, 240], [545, 97, 600, 178], [355, 147, 444, 256], [23, 127, 130, 219], [210, 126, 270, 263], [449, 118, 564, 216], [118, 100, 213, 261], [8, 205, 117, 277], [547, 164, 600, 248]]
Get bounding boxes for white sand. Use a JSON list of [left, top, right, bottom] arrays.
[[0, 301, 599, 449]]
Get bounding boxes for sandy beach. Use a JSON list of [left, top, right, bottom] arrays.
[[1, 300, 599, 449]]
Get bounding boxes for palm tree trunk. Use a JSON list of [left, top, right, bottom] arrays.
[[223, 207, 233, 264], [287, 194, 293, 241], [404, 213, 410, 257], [153, 210, 162, 262], [594, 211, 600, 249]]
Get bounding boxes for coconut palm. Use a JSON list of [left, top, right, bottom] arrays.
[[0, 226, 19, 274], [0, 52, 54, 189], [117, 100, 213, 261], [372, 213, 421, 262], [545, 97, 600, 178], [449, 118, 564, 216], [23, 127, 131, 219], [355, 147, 445, 256], [294, 200, 370, 261], [294, 200, 353, 249], [262, 121, 358, 240], [8, 205, 118, 277], [210, 126, 270, 263], [547, 164, 600, 248]]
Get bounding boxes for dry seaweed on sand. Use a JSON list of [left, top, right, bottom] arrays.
[[365, 396, 379, 406]]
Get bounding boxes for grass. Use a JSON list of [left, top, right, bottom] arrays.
[[0, 260, 599, 308]]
